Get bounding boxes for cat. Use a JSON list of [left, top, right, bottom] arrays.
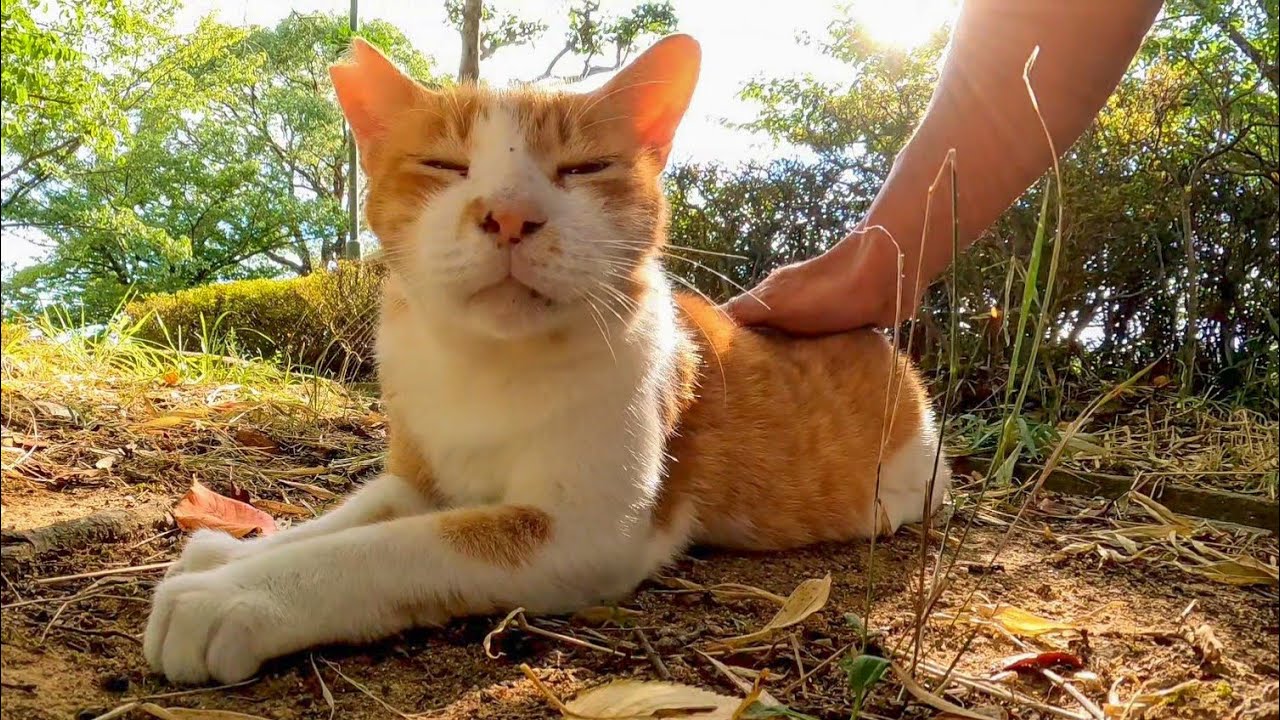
[[143, 34, 949, 685]]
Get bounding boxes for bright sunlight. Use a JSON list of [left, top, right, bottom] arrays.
[[847, 0, 957, 50]]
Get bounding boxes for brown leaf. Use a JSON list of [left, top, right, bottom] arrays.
[[999, 651, 1085, 673], [33, 400, 72, 419], [711, 574, 831, 648], [233, 427, 278, 452], [172, 481, 277, 538], [251, 498, 311, 517]]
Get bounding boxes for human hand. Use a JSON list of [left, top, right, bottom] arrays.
[[721, 226, 922, 335]]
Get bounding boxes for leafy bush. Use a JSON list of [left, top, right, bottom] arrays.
[[126, 261, 384, 380]]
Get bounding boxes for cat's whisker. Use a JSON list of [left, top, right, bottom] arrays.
[[582, 291, 618, 366], [661, 254, 768, 310]]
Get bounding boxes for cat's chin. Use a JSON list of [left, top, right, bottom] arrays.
[[459, 278, 569, 339]]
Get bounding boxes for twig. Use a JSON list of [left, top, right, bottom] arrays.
[[516, 615, 639, 659], [634, 627, 671, 680], [782, 641, 855, 694], [123, 677, 258, 702], [33, 561, 171, 586], [47, 624, 142, 645], [321, 659, 419, 719]]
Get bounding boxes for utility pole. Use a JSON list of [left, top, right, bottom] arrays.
[[343, 0, 361, 261]]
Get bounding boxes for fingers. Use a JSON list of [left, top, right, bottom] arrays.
[[720, 286, 771, 327]]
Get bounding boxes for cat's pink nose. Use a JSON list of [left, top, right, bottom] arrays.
[[479, 198, 547, 245]]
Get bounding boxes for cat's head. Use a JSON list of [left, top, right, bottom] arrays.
[[330, 35, 700, 340]]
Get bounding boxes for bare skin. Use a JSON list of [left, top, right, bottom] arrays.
[[723, 0, 1164, 334]]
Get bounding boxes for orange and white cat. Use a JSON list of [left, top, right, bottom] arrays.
[[144, 34, 948, 684]]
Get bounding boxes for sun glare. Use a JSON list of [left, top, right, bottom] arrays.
[[847, 0, 956, 51]]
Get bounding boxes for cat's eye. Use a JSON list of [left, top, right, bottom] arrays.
[[557, 161, 612, 177], [420, 159, 469, 176]]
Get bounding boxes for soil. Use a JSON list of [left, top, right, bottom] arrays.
[[2, 373, 1276, 720]]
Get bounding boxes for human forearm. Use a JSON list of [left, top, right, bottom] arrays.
[[865, 0, 1162, 304]]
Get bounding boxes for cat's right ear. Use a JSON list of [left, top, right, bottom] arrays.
[[330, 38, 422, 155]]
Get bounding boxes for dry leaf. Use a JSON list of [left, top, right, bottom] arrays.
[[251, 499, 311, 517], [94, 455, 116, 470], [33, 400, 72, 419], [976, 604, 1080, 637], [999, 651, 1085, 673], [137, 414, 198, 431], [1186, 557, 1278, 587], [712, 574, 831, 648], [564, 679, 743, 719], [173, 481, 277, 538], [233, 427, 278, 452]]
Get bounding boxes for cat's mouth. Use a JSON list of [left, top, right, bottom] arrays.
[[468, 276, 556, 308]]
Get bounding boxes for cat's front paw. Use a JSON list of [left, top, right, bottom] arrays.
[[143, 568, 279, 684], [166, 529, 251, 578]]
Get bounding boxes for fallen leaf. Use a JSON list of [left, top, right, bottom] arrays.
[[712, 575, 831, 648], [999, 651, 1085, 673], [976, 604, 1080, 637], [251, 498, 311, 517], [172, 481, 277, 538], [564, 679, 742, 719], [1185, 557, 1278, 587], [33, 400, 72, 419], [136, 414, 198, 431], [94, 455, 116, 470], [233, 427, 278, 452]]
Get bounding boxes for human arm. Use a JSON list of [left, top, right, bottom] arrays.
[[723, 0, 1163, 333]]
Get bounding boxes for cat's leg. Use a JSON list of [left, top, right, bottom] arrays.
[[167, 473, 435, 577], [144, 502, 673, 684]]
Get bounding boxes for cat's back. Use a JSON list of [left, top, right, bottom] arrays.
[[657, 292, 946, 550]]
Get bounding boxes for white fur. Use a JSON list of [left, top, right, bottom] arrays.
[[144, 106, 689, 684], [877, 407, 950, 533], [142, 101, 945, 686]]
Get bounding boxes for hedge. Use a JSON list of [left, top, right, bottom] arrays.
[[126, 261, 385, 380]]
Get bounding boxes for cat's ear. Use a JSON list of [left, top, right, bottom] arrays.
[[591, 34, 701, 166], [330, 38, 422, 154]]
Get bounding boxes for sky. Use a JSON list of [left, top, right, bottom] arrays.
[[2, 0, 957, 270]]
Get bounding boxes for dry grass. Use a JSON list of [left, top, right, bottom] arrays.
[[2, 298, 1277, 720]]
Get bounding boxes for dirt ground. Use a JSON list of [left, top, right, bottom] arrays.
[[2, 344, 1277, 720]]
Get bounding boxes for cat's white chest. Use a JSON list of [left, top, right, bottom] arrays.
[[378, 313, 651, 509]]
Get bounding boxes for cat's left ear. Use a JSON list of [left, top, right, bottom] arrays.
[[591, 34, 701, 166]]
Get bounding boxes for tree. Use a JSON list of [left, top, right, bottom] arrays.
[[688, 0, 1276, 401], [444, 0, 678, 83], [2, 8, 438, 320]]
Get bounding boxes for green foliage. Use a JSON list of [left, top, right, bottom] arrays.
[[671, 0, 1278, 408], [840, 653, 891, 718], [1, 5, 439, 322], [125, 261, 384, 379]]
